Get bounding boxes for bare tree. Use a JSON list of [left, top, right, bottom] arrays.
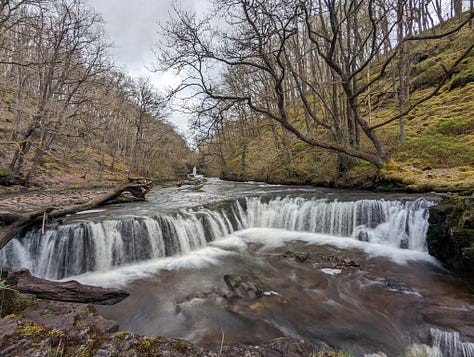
[[128, 77, 164, 177], [6, 0, 110, 184], [157, 0, 474, 170]]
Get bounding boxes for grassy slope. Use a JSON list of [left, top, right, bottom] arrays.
[[371, 21, 474, 192], [216, 20, 474, 192]]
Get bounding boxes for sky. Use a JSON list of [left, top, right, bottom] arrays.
[[86, 0, 210, 135]]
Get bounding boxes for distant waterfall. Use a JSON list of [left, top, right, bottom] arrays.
[[0, 197, 432, 280]]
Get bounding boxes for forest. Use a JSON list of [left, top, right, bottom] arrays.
[[0, 0, 472, 192], [1, 1, 474, 356], [0, 0, 190, 189], [158, 0, 474, 191]]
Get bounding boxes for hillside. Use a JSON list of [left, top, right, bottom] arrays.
[[0, 1, 191, 193], [196, 14, 474, 192]]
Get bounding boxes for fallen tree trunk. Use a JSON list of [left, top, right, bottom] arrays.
[[0, 178, 153, 250], [8, 269, 129, 305]]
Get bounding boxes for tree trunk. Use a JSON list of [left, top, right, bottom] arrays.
[[453, 0, 463, 18], [24, 133, 56, 185], [8, 269, 129, 305]]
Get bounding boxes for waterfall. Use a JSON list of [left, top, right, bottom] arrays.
[[0, 197, 432, 280], [430, 328, 474, 357], [240, 197, 431, 250]]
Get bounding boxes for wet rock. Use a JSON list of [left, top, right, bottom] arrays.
[[384, 281, 416, 294], [400, 237, 409, 249], [0, 289, 323, 357], [282, 251, 311, 262], [0, 318, 17, 340], [340, 258, 359, 267], [224, 274, 265, 300], [317, 255, 360, 271], [219, 337, 316, 357], [356, 230, 369, 242], [282, 252, 360, 272], [427, 197, 474, 272]]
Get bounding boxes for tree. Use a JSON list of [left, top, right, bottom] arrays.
[[157, 0, 474, 170], [4, 0, 110, 184], [128, 77, 165, 176]]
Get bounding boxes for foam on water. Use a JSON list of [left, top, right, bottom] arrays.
[[0, 196, 434, 280], [70, 246, 235, 288], [220, 228, 438, 265]]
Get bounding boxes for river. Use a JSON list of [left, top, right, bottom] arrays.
[[1, 179, 473, 356]]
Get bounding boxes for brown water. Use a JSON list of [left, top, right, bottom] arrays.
[[3, 179, 472, 355], [95, 232, 474, 357]]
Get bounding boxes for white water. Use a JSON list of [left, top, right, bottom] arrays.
[[430, 328, 474, 357], [0, 196, 433, 280]]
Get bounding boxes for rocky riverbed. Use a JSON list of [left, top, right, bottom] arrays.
[[0, 281, 315, 357]]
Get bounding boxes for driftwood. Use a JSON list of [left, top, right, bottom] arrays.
[[0, 178, 153, 250], [9, 269, 129, 305]]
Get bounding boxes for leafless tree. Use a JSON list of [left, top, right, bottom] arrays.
[[157, 0, 474, 170]]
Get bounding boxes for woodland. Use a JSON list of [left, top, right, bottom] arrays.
[[0, 0, 473, 192], [0, 1, 474, 356], [0, 0, 190, 189], [158, 0, 474, 192]]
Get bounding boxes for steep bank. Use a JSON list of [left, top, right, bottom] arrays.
[[427, 195, 474, 272], [196, 16, 474, 193]]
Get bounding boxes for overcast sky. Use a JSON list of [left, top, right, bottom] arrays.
[[86, 0, 210, 134]]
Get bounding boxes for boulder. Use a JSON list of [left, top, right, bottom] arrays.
[[223, 274, 265, 300], [427, 196, 474, 272]]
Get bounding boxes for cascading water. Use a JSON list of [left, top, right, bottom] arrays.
[[2, 180, 471, 357], [0, 196, 432, 280], [430, 328, 474, 357]]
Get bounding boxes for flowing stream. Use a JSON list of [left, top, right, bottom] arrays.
[[1, 179, 473, 356]]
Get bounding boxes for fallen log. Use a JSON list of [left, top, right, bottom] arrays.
[[8, 269, 129, 305], [0, 178, 153, 249]]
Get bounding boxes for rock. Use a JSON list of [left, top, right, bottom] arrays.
[[282, 251, 311, 262], [10, 269, 129, 305], [0, 289, 323, 357], [0, 318, 18, 340], [224, 274, 265, 300], [219, 337, 317, 357], [427, 197, 474, 272], [356, 230, 369, 242], [384, 281, 415, 294]]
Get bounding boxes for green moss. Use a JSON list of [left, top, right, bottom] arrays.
[[411, 61, 445, 91], [76, 306, 92, 320], [343, 160, 377, 181], [395, 134, 474, 168], [449, 56, 474, 90], [0, 167, 11, 177], [47, 329, 64, 338], [436, 117, 474, 135], [136, 337, 158, 356], [18, 322, 45, 337], [114, 332, 126, 340]]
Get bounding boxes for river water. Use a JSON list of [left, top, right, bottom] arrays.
[[1, 179, 473, 356]]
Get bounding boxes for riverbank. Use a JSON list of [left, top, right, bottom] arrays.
[[1, 179, 473, 356], [0, 277, 317, 357], [220, 164, 474, 194]]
